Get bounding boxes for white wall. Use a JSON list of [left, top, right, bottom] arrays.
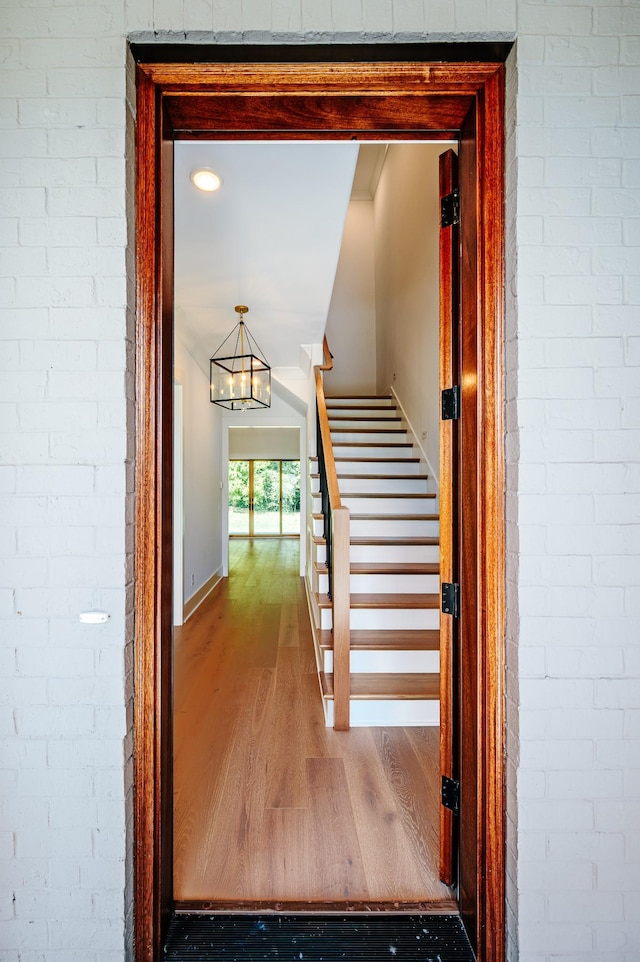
[[374, 143, 443, 485], [325, 201, 377, 394], [1, 3, 639, 961], [507, 17, 640, 961], [229, 427, 300, 460], [174, 337, 223, 607]]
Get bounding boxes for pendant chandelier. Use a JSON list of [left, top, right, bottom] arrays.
[[209, 305, 271, 410]]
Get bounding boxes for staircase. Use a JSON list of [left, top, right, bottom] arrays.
[[309, 395, 440, 727]]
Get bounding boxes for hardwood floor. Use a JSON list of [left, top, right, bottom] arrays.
[[173, 538, 452, 905]]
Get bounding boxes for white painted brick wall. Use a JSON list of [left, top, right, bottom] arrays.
[[513, 4, 640, 961], [1, 1, 638, 960], [0, 2, 130, 960]]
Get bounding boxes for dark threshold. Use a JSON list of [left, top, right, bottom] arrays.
[[164, 914, 476, 961]]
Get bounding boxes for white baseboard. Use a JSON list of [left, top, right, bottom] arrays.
[[183, 567, 223, 622], [390, 385, 440, 494], [303, 575, 331, 726]]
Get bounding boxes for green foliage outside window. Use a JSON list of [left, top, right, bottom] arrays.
[[228, 460, 250, 509], [228, 460, 300, 512]]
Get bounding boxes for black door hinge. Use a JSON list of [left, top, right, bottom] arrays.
[[442, 582, 460, 617], [441, 385, 460, 421], [440, 188, 460, 228], [442, 776, 460, 814]]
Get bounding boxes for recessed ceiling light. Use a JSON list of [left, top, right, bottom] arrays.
[[190, 167, 223, 192]]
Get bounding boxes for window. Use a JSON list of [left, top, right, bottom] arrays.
[[228, 460, 300, 537]]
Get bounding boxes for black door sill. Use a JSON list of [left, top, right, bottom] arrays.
[[164, 913, 476, 960]]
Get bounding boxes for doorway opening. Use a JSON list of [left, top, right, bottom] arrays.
[[172, 137, 450, 908], [133, 47, 508, 962], [228, 460, 301, 537]]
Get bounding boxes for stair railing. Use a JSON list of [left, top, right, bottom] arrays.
[[314, 337, 350, 731]]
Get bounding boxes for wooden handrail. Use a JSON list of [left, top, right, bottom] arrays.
[[314, 377, 341, 514], [314, 336, 350, 730], [317, 335, 334, 372]]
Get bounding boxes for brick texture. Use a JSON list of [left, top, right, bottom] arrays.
[[512, 5, 640, 961], [0, 1, 638, 960]]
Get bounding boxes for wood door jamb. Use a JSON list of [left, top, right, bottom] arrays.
[[133, 51, 506, 962]]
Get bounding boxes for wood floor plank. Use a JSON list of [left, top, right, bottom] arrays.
[[277, 577, 299, 648], [193, 667, 275, 899], [404, 726, 443, 854], [337, 728, 444, 900], [305, 756, 369, 900], [174, 666, 275, 899], [265, 648, 307, 810], [261, 808, 310, 900], [299, 671, 340, 761], [371, 727, 444, 891]]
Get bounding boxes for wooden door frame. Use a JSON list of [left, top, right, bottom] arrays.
[[133, 48, 507, 962]]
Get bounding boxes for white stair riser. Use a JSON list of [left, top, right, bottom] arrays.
[[336, 460, 422, 476], [309, 459, 422, 477], [350, 518, 440, 537], [336, 476, 429, 494], [312, 493, 435, 516], [313, 543, 440, 565], [352, 572, 439, 593], [326, 408, 399, 419], [329, 419, 403, 430], [332, 445, 414, 458], [323, 648, 440, 674], [311, 564, 324, 595], [309, 475, 436, 496], [326, 398, 394, 408], [313, 515, 441, 539], [320, 607, 439, 630], [331, 431, 408, 444], [341, 496, 435, 516], [349, 543, 440, 563], [325, 699, 439, 727], [318, 571, 439, 594]]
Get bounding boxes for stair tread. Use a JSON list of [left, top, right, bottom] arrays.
[[352, 561, 439, 574], [338, 457, 419, 462], [326, 395, 392, 400], [350, 536, 440, 545], [310, 456, 421, 464], [332, 442, 413, 448], [338, 473, 429, 480], [316, 562, 439, 575], [325, 406, 398, 412], [328, 416, 402, 422], [311, 473, 429, 481], [320, 629, 440, 651], [350, 513, 439, 521], [318, 593, 440, 609], [316, 512, 438, 522], [321, 672, 440, 700], [341, 493, 436, 500], [330, 427, 407, 437]]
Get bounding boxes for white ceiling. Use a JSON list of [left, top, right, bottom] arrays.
[[173, 141, 362, 380]]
